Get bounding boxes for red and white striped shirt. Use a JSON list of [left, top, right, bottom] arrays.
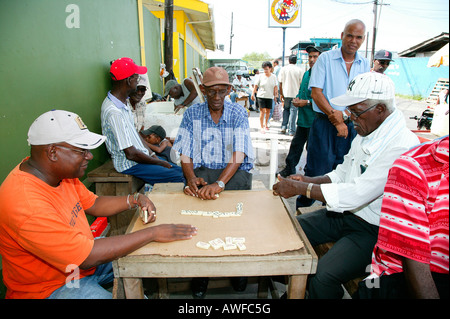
[[372, 136, 449, 275]]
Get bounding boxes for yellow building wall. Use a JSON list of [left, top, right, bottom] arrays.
[[151, 9, 207, 82]]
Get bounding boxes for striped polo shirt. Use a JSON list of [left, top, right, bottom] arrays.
[[100, 92, 149, 172], [372, 136, 449, 275]]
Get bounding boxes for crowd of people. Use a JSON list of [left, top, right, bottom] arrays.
[[0, 18, 447, 300]]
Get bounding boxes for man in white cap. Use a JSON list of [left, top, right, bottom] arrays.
[[0, 110, 197, 299], [273, 72, 419, 299]]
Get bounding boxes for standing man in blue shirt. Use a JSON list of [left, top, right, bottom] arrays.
[[297, 19, 370, 208], [278, 45, 323, 178], [101, 57, 184, 185]]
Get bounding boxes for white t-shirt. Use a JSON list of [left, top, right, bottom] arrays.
[[255, 74, 277, 99], [278, 64, 303, 98]]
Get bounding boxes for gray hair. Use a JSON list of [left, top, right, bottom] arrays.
[[366, 98, 395, 113]]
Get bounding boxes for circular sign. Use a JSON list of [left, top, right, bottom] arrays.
[[271, 0, 299, 25]]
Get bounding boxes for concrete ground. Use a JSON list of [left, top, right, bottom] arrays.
[[147, 97, 433, 299]]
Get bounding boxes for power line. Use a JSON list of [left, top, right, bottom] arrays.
[[331, 0, 373, 4]]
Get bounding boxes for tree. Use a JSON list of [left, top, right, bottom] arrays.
[[242, 52, 273, 70]]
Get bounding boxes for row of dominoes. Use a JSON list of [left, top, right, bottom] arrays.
[[196, 237, 246, 251], [180, 202, 244, 218]]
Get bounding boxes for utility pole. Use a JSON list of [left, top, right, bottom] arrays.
[[282, 27, 286, 66], [371, 0, 378, 66], [371, 0, 390, 65], [229, 12, 234, 55], [164, 0, 174, 82]]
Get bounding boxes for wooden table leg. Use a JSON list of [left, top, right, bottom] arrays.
[[157, 278, 169, 299], [287, 275, 308, 299], [123, 278, 145, 299]]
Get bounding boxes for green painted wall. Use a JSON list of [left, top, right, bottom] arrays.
[[143, 7, 163, 95], [0, 1, 163, 296], [0, 0, 162, 183]]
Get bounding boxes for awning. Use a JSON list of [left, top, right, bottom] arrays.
[[427, 43, 449, 68], [143, 0, 216, 51]]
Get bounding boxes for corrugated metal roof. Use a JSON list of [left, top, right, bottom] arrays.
[[399, 32, 449, 57]]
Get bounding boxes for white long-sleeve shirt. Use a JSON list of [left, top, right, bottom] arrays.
[[320, 109, 420, 226]]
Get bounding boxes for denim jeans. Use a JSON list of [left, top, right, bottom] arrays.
[[47, 262, 114, 299], [122, 157, 185, 185], [281, 98, 298, 134]]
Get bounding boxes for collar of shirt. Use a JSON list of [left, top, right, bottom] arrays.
[[432, 136, 449, 168], [199, 99, 233, 124], [359, 108, 407, 164], [107, 91, 129, 110], [333, 48, 364, 65]]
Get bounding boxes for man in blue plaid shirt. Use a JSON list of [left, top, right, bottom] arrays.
[[173, 66, 255, 298], [173, 67, 254, 201]]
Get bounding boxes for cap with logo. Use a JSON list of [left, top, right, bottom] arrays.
[[27, 110, 106, 149], [374, 50, 394, 61], [110, 57, 148, 81], [202, 67, 230, 87], [331, 72, 395, 106]]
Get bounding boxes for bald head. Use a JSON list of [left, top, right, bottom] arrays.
[[344, 19, 366, 34]]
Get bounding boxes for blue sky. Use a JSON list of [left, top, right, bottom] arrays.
[[204, 0, 449, 58]]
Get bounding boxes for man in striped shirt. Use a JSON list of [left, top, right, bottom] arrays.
[[101, 57, 184, 185], [363, 136, 449, 298]]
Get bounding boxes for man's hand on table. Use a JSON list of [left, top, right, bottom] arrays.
[[137, 193, 157, 224], [152, 224, 198, 242], [273, 175, 301, 198], [184, 177, 222, 199], [196, 183, 222, 200]]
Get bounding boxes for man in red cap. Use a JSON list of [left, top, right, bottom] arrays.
[[101, 57, 185, 185]]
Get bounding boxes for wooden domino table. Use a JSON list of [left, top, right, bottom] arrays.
[[112, 188, 317, 299]]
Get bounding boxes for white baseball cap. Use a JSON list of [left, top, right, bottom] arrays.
[[27, 110, 106, 149], [331, 72, 395, 106]]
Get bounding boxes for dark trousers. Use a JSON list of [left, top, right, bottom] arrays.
[[191, 167, 252, 295], [284, 126, 310, 175], [297, 209, 379, 299], [296, 114, 356, 208], [193, 167, 252, 190]]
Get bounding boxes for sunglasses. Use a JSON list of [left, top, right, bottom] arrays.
[[378, 60, 390, 66], [54, 145, 91, 157]]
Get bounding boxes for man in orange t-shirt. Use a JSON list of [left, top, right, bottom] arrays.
[[0, 109, 197, 299]]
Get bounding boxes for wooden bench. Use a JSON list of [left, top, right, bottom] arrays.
[[296, 207, 364, 297], [87, 160, 144, 236]]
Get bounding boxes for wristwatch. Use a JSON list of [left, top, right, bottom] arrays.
[[216, 180, 225, 189], [342, 111, 349, 122]]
